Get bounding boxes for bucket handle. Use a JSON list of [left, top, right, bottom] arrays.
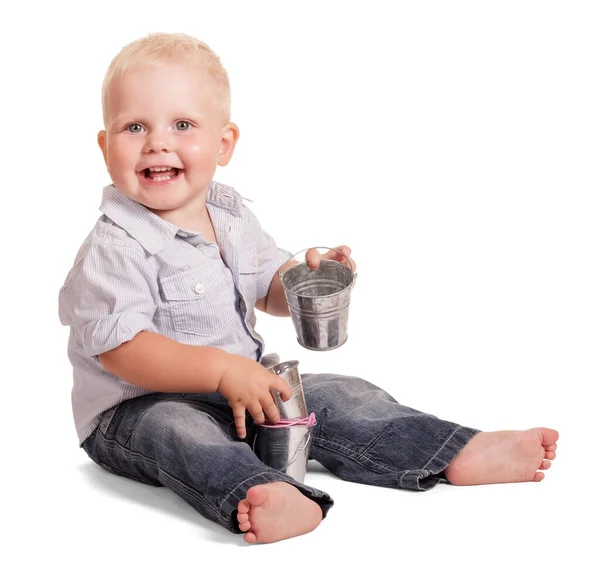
[[278, 246, 357, 286]]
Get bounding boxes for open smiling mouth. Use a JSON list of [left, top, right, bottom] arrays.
[[141, 167, 184, 182]]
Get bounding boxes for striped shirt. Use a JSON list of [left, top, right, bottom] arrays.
[[59, 182, 291, 444]]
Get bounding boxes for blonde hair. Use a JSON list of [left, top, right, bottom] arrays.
[[101, 32, 231, 125]]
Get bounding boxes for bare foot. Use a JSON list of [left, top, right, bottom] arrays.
[[236, 482, 322, 544], [445, 427, 559, 485]]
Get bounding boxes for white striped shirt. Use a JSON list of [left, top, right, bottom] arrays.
[[59, 182, 291, 444]]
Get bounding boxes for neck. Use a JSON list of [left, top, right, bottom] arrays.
[[153, 194, 210, 232]]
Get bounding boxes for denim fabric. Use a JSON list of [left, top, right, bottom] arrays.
[[83, 374, 479, 534], [302, 373, 480, 490]]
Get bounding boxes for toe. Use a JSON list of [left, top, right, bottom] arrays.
[[545, 451, 556, 460], [546, 443, 558, 452], [537, 428, 559, 447], [238, 521, 252, 532], [247, 484, 271, 506], [539, 460, 552, 470], [237, 513, 249, 524], [238, 499, 250, 514], [244, 531, 257, 543], [533, 471, 545, 482]]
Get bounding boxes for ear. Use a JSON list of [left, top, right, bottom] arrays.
[[97, 130, 108, 167], [217, 122, 240, 166]]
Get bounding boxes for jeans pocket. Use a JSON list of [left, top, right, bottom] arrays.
[[97, 405, 119, 435]]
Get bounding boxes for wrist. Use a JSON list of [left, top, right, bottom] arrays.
[[208, 347, 232, 393]]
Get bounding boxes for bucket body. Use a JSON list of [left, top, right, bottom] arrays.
[[267, 360, 308, 419], [253, 424, 313, 483], [281, 260, 355, 351]]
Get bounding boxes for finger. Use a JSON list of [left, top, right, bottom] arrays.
[[323, 245, 350, 260], [324, 246, 352, 269], [232, 405, 248, 439], [305, 248, 321, 271], [248, 401, 266, 426], [271, 377, 293, 402], [261, 396, 281, 424]]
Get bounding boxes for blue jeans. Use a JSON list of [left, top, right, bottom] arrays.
[[82, 372, 479, 533]]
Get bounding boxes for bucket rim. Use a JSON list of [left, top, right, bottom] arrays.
[[267, 359, 299, 375], [281, 260, 355, 299]]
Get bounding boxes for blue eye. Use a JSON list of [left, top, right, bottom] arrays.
[[127, 123, 144, 133], [175, 121, 191, 131]]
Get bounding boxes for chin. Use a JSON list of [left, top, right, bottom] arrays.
[[139, 196, 184, 212], [142, 191, 202, 216]]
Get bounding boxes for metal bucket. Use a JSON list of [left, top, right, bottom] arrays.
[[280, 247, 357, 351], [267, 360, 308, 419], [253, 415, 316, 483]]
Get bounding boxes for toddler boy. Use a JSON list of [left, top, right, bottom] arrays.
[[58, 32, 558, 544]]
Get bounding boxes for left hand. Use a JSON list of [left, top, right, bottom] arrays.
[[305, 245, 356, 273]]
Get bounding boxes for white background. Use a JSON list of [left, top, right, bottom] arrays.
[[1, 1, 598, 562]]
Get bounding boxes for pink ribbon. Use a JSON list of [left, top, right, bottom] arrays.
[[259, 412, 317, 428]]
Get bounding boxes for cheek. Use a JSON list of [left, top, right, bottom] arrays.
[[180, 134, 219, 165], [108, 141, 138, 174], [183, 142, 210, 160]]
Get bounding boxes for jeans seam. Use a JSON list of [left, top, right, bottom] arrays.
[[217, 471, 335, 523], [398, 427, 479, 491], [96, 433, 223, 523], [219, 471, 281, 510], [355, 422, 394, 461], [399, 470, 410, 488], [313, 406, 392, 473], [120, 399, 168, 448], [312, 436, 392, 474], [421, 427, 460, 472]]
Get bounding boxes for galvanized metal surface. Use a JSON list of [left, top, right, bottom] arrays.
[[253, 424, 314, 483], [281, 259, 357, 351], [267, 360, 308, 419]]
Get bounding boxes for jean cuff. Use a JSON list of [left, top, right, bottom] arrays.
[[400, 425, 481, 491], [218, 471, 335, 533]]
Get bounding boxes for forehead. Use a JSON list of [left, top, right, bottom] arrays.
[[106, 61, 222, 120]]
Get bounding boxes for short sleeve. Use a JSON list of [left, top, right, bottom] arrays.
[[58, 241, 159, 358], [243, 208, 292, 300], [256, 230, 292, 300]]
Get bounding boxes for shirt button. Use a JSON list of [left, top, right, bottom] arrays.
[[194, 282, 205, 294], [253, 255, 259, 267]]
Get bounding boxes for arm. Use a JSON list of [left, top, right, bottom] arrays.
[[255, 259, 299, 317], [99, 331, 229, 393], [100, 331, 290, 438]]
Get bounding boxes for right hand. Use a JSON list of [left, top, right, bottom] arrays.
[[217, 355, 292, 439]]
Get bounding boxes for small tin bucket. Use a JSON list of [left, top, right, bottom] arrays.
[[279, 247, 357, 351], [253, 415, 316, 484], [267, 360, 308, 419]]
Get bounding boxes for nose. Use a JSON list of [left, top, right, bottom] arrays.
[[143, 129, 174, 153]]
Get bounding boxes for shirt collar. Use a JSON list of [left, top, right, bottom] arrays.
[[99, 181, 244, 255]]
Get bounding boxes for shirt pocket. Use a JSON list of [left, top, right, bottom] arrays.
[[159, 263, 236, 337]]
